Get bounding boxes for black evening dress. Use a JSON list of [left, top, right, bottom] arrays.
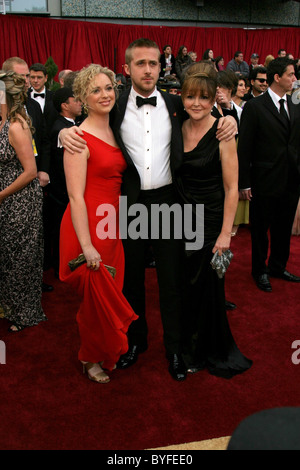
[[0, 120, 46, 328], [177, 119, 252, 379]]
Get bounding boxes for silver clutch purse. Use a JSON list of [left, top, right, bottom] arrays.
[[210, 249, 233, 279]]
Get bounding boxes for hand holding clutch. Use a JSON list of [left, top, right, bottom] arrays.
[[210, 250, 233, 279], [68, 253, 116, 279]]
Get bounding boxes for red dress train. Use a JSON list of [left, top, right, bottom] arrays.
[[59, 132, 137, 370]]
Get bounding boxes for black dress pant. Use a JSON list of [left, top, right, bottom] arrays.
[[250, 188, 299, 276], [122, 184, 185, 356]]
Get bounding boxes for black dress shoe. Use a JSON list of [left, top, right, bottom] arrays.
[[117, 345, 146, 369], [42, 282, 54, 292], [253, 274, 272, 292], [168, 354, 187, 381], [225, 300, 237, 310], [269, 270, 300, 282]]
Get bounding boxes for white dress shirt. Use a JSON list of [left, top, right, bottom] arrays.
[[30, 87, 46, 112], [268, 87, 289, 117], [120, 87, 172, 190]]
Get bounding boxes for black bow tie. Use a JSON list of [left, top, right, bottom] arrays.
[[136, 96, 157, 108], [34, 93, 45, 98]]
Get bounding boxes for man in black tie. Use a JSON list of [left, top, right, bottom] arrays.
[[238, 58, 300, 292], [59, 39, 237, 380], [29, 63, 58, 133]]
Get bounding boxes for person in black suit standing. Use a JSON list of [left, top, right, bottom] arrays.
[[29, 63, 60, 275], [238, 57, 300, 292], [49, 87, 83, 277], [29, 63, 58, 133], [58, 39, 237, 381]]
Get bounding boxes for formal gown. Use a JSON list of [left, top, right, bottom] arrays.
[[59, 132, 137, 370], [177, 120, 252, 379], [0, 120, 46, 327]]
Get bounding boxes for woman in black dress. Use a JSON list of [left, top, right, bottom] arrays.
[[0, 72, 46, 331], [177, 62, 252, 378]]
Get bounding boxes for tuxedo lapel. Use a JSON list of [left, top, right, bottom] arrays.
[[287, 94, 296, 128], [263, 91, 290, 131], [157, 89, 183, 171]]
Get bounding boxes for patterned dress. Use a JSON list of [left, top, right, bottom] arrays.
[[0, 120, 46, 327]]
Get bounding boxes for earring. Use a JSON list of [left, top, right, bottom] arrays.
[[83, 103, 88, 114]]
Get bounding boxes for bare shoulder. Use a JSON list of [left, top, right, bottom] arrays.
[[9, 115, 30, 135]]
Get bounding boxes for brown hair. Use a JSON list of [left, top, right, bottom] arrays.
[[0, 70, 34, 133], [181, 61, 217, 103], [125, 38, 160, 64]]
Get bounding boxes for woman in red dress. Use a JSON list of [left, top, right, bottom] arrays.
[[59, 64, 137, 383]]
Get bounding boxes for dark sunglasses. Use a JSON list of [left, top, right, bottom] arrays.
[[256, 78, 267, 83]]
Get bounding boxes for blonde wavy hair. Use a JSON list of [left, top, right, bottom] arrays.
[[73, 64, 117, 106], [181, 61, 217, 103], [0, 70, 34, 133]]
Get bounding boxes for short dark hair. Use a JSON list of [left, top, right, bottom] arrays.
[[125, 38, 160, 64], [278, 49, 286, 55], [29, 63, 47, 75], [53, 87, 74, 113], [250, 66, 267, 81], [267, 57, 295, 85], [234, 51, 243, 58]]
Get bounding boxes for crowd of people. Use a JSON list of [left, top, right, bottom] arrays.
[[0, 39, 299, 384]]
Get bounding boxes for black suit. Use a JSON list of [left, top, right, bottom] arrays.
[[29, 87, 59, 133], [111, 88, 186, 356], [238, 90, 300, 276], [26, 96, 51, 174], [49, 115, 75, 273]]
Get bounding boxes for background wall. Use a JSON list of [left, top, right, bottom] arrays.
[[59, 0, 300, 27]]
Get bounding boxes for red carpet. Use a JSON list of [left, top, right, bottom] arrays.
[[0, 227, 299, 450]]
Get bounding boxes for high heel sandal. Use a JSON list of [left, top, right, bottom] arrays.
[[81, 362, 110, 384]]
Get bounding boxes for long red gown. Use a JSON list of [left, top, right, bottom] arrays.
[[59, 131, 137, 370]]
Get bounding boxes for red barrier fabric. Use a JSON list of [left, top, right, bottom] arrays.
[[1, 15, 300, 75]]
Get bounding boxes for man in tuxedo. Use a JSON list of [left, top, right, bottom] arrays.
[[238, 57, 300, 292], [49, 88, 83, 277], [29, 63, 59, 273], [29, 63, 58, 133], [59, 39, 237, 381], [2, 57, 53, 292]]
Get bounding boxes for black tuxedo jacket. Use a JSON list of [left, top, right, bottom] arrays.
[[29, 87, 59, 133], [238, 91, 300, 197], [111, 87, 185, 207], [44, 88, 59, 132], [49, 115, 75, 205], [26, 96, 51, 174]]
